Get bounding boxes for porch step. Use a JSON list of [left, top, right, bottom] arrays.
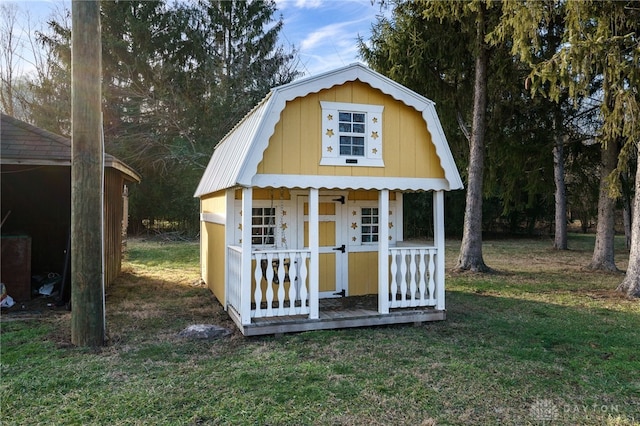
[[228, 302, 445, 336]]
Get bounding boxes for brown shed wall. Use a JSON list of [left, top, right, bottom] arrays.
[[1, 164, 128, 300]]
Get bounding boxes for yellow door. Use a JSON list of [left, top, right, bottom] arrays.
[[299, 194, 347, 298]]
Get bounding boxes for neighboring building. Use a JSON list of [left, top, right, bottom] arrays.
[[194, 64, 463, 335], [1, 113, 140, 301]]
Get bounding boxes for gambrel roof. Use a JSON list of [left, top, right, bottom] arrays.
[[1, 113, 140, 182], [194, 63, 462, 197]]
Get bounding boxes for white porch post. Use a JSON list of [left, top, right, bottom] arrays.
[[309, 188, 320, 319], [378, 189, 389, 314], [224, 189, 235, 311], [395, 192, 404, 243], [240, 187, 253, 325], [433, 190, 445, 310]]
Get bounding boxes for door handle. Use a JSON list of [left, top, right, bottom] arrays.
[[332, 244, 346, 253]]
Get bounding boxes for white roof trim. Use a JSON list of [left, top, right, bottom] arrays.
[[251, 174, 454, 192], [194, 63, 463, 197]]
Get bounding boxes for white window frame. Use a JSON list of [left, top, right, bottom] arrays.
[[360, 206, 380, 244], [348, 201, 397, 248], [250, 206, 276, 247], [320, 101, 384, 167]]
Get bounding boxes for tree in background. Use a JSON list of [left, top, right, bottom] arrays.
[[0, 2, 19, 116], [361, 1, 573, 260], [362, 0, 496, 272], [14, 0, 299, 235], [24, 8, 73, 136], [619, 145, 640, 297], [498, 0, 639, 288]]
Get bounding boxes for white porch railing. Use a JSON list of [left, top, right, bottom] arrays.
[[251, 249, 311, 318], [388, 247, 438, 308], [227, 247, 311, 320], [227, 246, 242, 311], [228, 245, 440, 324]]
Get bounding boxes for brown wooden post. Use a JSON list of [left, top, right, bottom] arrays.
[[71, 0, 104, 347]]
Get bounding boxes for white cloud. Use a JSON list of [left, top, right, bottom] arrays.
[[299, 19, 365, 51], [294, 0, 323, 9], [274, 0, 322, 11]]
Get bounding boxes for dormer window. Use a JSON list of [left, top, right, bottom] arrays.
[[320, 101, 384, 167]]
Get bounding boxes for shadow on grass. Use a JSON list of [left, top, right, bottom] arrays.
[[2, 266, 638, 425]]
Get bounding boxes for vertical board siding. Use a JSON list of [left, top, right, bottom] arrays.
[[234, 188, 292, 201], [103, 169, 124, 287], [348, 251, 378, 295], [257, 80, 445, 179], [200, 190, 227, 304], [204, 222, 226, 303], [201, 190, 227, 213]]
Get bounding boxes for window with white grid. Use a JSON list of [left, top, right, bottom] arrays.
[[320, 101, 384, 167], [251, 207, 275, 246], [361, 207, 379, 243]]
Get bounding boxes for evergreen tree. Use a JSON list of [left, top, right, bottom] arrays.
[[27, 13, 72, 136], [361, 0, 568, 257], [498, 0, 640, 286], [22, 0, 300, 234]]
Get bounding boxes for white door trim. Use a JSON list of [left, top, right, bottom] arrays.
[[297, 191, 349, 298]]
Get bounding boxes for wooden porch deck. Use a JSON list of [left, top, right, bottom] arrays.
[[228, 296, 445, 336]]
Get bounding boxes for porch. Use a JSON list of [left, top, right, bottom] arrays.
[[226, 243, 446, 336]]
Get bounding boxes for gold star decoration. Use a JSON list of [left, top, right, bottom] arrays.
[[281, 223, 288, 230], [351, 222, 358, 229], [239, 210, 242, 216], [371, 131, 379, 140], [238, 223, 242, 230], [327, 114, 333, 120], [352, 210, 357, 216], [389, 222, 394, 229], [371, 148, 378, 155], [239, 238, 242, 244], [327, 146, 333, 152], [282, 210, 287, 216], [326, 129, 334, 137], [389, 210, 393, 215], [389, 236, 392, 240], [372, 117, 378, 123], [352, 236, 357, 242]]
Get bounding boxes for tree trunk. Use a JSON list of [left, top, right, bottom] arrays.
[[623, 201, 632, 250], [71, 0, 105, 347], [617, 145, 640, 297], [587, 139, 619, 271], [552, 114, 567, 250], [455, 3, 490, 273]]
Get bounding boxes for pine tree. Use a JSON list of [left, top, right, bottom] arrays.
[[498, 0, 640, 288], [23, 0, 300, 234]]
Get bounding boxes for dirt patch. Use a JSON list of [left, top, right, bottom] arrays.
[[1, 295, 69, 322]]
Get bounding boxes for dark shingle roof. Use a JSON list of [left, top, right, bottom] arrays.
[[1, 113, 140, 182]]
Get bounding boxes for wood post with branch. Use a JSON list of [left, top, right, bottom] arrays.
[[71, 0, 105, 347]]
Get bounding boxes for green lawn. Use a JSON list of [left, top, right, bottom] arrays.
[[1, 235, 638, 425]]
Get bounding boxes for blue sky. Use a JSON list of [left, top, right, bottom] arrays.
[[7, 0, 390, 79], [274, 0, 389, 76]]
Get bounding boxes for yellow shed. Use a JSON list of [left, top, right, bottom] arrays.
[[194, 63, 462, 336]]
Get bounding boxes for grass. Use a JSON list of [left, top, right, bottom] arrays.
[[1, 234, 639, 425]]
